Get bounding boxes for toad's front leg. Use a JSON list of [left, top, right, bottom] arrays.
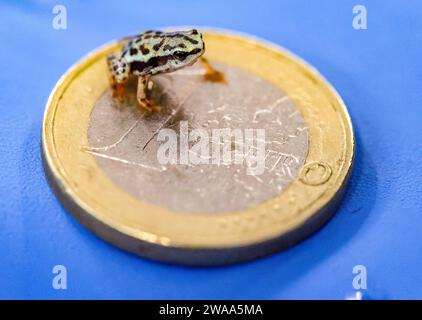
[[200, 57, 227, 84], [136, 76, 161, 112]]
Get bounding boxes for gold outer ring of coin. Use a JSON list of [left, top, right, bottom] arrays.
[[41, 29, 354, 266]]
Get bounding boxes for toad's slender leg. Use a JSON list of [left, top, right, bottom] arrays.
[[137, 76, 161, 112], [112, 82, 126, 102], [107, 54, 126, 102], [200, 57, 227, 83]]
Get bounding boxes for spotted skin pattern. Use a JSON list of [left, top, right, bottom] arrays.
[[107, 29, 206, 112]]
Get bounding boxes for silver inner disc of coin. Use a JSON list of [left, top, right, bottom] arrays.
[[87, 62, 309, 213]]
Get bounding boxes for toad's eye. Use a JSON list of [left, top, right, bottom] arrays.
[[173, 51, 186, 60]]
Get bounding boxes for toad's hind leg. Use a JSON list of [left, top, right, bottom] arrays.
[[200, 57, 227, 83], [107, 54, 126, 102], [136, 76, 161, 112]]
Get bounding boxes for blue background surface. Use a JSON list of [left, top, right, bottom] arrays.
[[1, 0, 421, 299]]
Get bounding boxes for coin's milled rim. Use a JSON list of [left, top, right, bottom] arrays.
[[42, 29, 354, 265]]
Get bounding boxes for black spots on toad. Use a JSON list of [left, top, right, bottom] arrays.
[[140, 44, 150, 55], [183, 36, 198, 45], [153, 39, 165, 51]]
